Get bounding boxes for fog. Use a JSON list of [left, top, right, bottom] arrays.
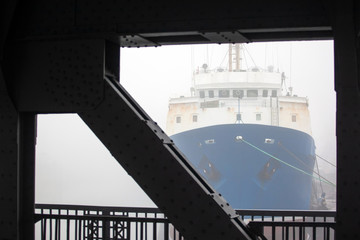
[[35, 41, 336, 208]]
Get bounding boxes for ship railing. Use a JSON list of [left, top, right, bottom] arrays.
[[35, 204, 335, 240]]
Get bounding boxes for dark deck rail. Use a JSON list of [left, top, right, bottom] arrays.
[[35, 204, 335, 240]]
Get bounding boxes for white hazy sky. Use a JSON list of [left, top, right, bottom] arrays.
[[36, 40, 336, 207]]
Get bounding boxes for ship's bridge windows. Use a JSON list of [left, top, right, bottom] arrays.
[[247, 90, 258, 97], [233, 90, 244, 98], [219, 89, 230, 98], [262, 90, 268, 97], [256, 113, 262, 121], [176, 116, 181, 123], [200, 100, 219, 108], [291, 114, 297, 122], [271, 90, 277, 97], [209, 90, 214, 98], [199, 90, 205, 98], [192, 114, 198, 122]]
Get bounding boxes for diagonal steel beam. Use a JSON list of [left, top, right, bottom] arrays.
[[78, 76, 257, 240]]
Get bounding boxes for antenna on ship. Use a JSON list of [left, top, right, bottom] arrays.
[[230, 43, 244, 124], [229, 44, 243, 71], [289, 42, 293, 96]]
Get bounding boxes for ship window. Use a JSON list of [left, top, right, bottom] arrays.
[[292, 114, 297, 122], [200, 100, 219, 108], [219, 89, 230, 98], [233, 90, 244, 98], [176, 116, 181, 123], [262, 90, 268, 97], [208, 90, 214, 98], [247, 90, 258, 97], [199, 90, 205, 98], [271, 90, 277, 97], [256, 113, 261, 121], [193, 115, 198, 122]]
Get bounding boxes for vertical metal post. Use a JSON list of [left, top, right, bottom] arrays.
[[103, 210, 110, 240], [0, 69, 19, 239], [333, 1, 360, 240], [18, 113, 37, 240], [164, 222, 169, 240]]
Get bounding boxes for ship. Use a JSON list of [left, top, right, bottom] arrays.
[[166, 44, 318, 210]]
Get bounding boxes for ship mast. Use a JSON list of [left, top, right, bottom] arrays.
[[229, 44, 244, 124], [228, 44, 243, 71]]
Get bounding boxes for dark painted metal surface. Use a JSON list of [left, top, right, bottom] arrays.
[[333, 1, 360, 240], [79, 76, 254, 239], [8, 1, 332, 46], [18, 113, 37, 240], [6, 39, 105, 112], [0, 68, 19, 239]]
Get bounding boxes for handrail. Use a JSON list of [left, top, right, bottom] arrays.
[[35, 203, 162, 213], [236, 209, 336, 218], [35, 204, 336, 240]]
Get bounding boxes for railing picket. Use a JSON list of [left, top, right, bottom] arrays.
[[66, 219, 70, 240], [281, 216, 285, 240], [164, 222, 169, 240], [55, 219, 58, 240], [327, 226, 331, 240], [42, 219, 47, 240], [145, 214, 148, 240], [272, 226, 275, 240], [135, 213, 138, 240], [49, 219, 52, 240], [78, 221, 81, 240], [75, 220, 78, 240], [173, 225, 175, 240], [153, 222, 157, 240]]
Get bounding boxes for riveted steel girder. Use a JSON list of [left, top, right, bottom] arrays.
[[10, 0, 332, 46], [5, 38, 257, 239], [78, 76, 256, 240], [0, 68, 19, 240]]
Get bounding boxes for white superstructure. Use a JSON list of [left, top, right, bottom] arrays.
[[166, 45, 312, 136]]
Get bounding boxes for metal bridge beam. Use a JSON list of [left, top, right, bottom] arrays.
[[79, 76, 254, 240], [5, 38, 256, 239], [0, 68, 19, 239], [333, 1, 360, 239], [0, 71, 36, 240]]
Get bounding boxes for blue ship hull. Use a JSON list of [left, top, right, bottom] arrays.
[[171, 124, 316, 210]]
